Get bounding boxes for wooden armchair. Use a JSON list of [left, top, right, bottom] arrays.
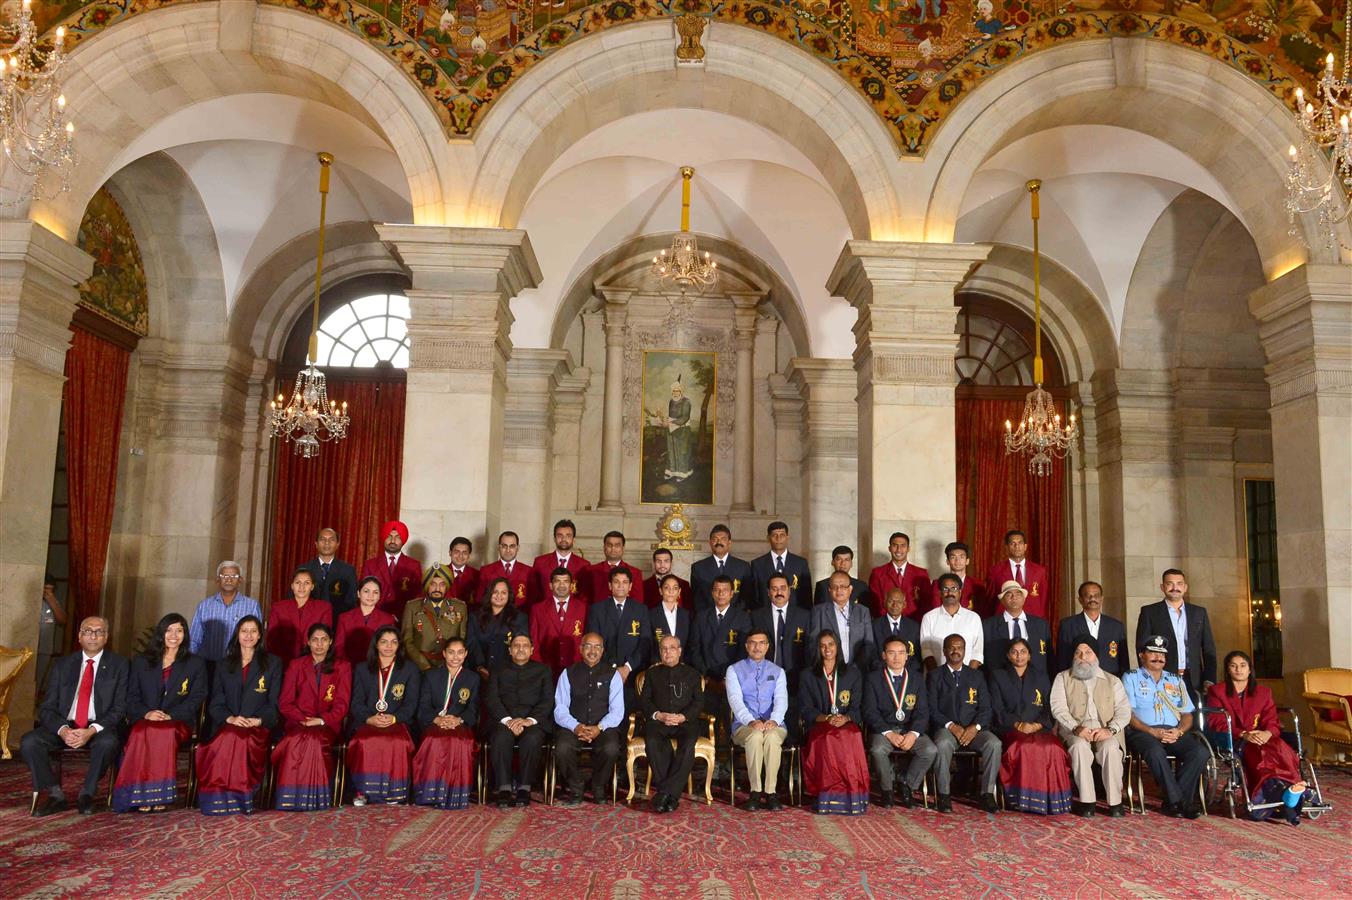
[[1301, 667, 1352, 765], [624, 669, 716, 804], [0, 645, 35, 760]]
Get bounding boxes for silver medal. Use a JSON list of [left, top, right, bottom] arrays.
[[375, 698, 388, 713], [895, 709, 905, 722]]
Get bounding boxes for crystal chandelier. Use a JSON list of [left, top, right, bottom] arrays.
[[268, 152, 350, 458], [0, 0, 75, 204], [651, 166, 718, 294], [1005, 179, 1077, 477], [1284, 1, 1351, 252]]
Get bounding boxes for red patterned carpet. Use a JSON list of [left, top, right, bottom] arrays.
[[0, 759, 1348, 898]]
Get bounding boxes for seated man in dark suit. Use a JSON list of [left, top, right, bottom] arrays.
[[871, 587, 921, 673], [749, 521, 812, 611], [926, 634, 1000, 813], [751, 574, 810, 740], [1134, 568, 1217, 697], [864, 637, 936, 808], [812, 545, 870, 607], [1056, 580, 1128, 675], [21, 616, 129, 816], [484, 633, 554, 807], [641, 636, 705, 813], [982, 580, 1052, 675]]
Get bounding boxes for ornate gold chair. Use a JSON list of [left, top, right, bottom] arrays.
[[625, 669, 715, 804], [1302, 667, 1352, 765], [0, 645, 35, 760]]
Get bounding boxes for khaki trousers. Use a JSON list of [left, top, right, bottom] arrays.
[[1060, 727, 1123, 805], [732, 724, 787, 792]]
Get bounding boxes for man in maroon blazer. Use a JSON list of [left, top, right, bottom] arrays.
[[930, 541, 989, 616], [583, 531, 645, 607], [643, 548, 691, 609], [529, 567, 589, 676], [448, 536, 480, 606], [866, 531, 932, 621], [531, 519, 589, 606], [359, 520, 424, 617], [478, 531, 533, 608], [983, 529, 1050, 621]]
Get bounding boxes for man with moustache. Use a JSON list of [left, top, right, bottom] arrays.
[[1057, 581, 1128, 675], [812, 545, 870, 608], [532, 519, 589, 606], [478, 531, 533, 609], [749, 521, 812, 611], [530, 568, 589, 677], [690, 524, 753, 613], [360, 520, 424, 616], [644, 548, 692, 610], [1049, 637, 1131, 817], [552, 632, 624, 805]]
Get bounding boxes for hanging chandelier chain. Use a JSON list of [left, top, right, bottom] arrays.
[[651, 165, 719, 295]]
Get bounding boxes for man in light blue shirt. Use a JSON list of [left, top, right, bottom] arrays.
[[552, 632, 625, 806], [726, 629, 788, 811], [188, 561, 261, 663], [1122, 635, 1210, 819]]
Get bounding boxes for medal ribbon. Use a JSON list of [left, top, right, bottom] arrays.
[[883, 668, 909, 718], [825, 670, 837, 714], [439, 667, 461, 717], [377, 664, 394, 710]]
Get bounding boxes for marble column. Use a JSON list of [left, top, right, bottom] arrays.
[[731, 293, 759, 512], [827, 241, 990, 571], [1249, 264, 1352, 670], [548, 364, 590, 522], [501, 349, 571, 556], [597, 290, 628, 512], [788, 358, 858, 578], [378, 225, 540, 557], [0, 221, 91, 729]]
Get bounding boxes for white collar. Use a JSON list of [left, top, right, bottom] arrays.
[[82, 650, 104, 666], [894, 561, 907, 574], [1002, 610, 1024, 623]]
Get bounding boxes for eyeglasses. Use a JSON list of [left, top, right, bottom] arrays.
[[219, 573, 241, 580], [79, 628, 106, 636]]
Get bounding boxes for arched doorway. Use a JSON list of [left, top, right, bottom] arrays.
[[954, 294, 1070, 623]]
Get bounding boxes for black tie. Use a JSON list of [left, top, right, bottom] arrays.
[[718, 558, 725, 572], [892, 674, 902, 692], [320, 561, 330, 580], [775, 609, 785, 659], [776, 556, 784, 574], [717, 612, 724, 627], [891, 619, 900, 636]]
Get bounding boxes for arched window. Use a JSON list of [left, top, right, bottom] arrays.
[[313, 292, 411, 368], [955, 295, 1064, 391]]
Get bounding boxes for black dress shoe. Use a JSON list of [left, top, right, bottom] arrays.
[[876, 792, 894, 808], [980, 793, 999, 814], [1181, 803, 1201, 820], [651, 793, 669, 813], [1107, 804, 1126, 818], [763, 793, 783, 811], [1073, 802, 1095, 818], [666, 795, 681, 813], [936, 794, 952, 813], [495, 789, 513, 809], [896, 785, 914, 809], [559, 793, 583, 808], [738, 793, 762, 811], [514, 789, 531, 808], [1161, 802, 1185, 818], [76, 795, 94, 815], [33, 797, 67, 817]]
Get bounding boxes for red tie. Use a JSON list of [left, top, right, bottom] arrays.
[[557, 601, 566, 620], [1016, 563, 1024, 586], [74, 658, 95, 728], [388, 556, 397, 579], [506, 562, 513, 576]]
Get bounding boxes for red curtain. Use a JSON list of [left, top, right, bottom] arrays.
[[64, 325, 131, 642], [268, 375, 406, 605], [955, 397, 1066, 623]]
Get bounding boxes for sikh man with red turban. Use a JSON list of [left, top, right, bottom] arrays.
[[361, 521, 423, 617]]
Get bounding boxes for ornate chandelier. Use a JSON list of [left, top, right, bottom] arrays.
[[1284, 1, 1351, 252], [651, 166, 718, 294], [0, 0, 75, 204], [268, 152, 350, 458], [1004, 179, 1077, 477]]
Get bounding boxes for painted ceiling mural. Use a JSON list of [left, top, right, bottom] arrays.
[[15, 0, 1345, 153], [75, 186, 150, 336]]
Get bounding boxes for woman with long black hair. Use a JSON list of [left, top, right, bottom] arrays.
[[272, 622, 350, 811], [346, 626, 420, 806]]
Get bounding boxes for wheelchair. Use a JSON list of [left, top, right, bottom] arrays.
[[1199, 704, 1333, 822]]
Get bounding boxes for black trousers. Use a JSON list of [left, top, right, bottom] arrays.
[[1126, 728, 1209, 806], [644, 719, 699, 796], [488, 723, 546, 791], [20, 727, 121, 798], [553, 726, 622, 796]]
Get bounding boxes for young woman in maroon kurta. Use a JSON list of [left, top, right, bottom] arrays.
[[335, 577, 398, 665], [267, 568, 334, 661], [1205, 650, 1306, 823], [272, 623, 351, 811]]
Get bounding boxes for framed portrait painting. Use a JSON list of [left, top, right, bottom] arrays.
[[640, 350, 716, 505]]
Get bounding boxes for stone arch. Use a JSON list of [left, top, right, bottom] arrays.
[[548, 233, 814, 359], [922, 39, 1342, 276], [465, 20, 904, 240], [99, 152, 227, 343], [15, 2, 452, 238]]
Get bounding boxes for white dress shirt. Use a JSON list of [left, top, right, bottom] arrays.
[[920, 605, 984, 665], [833, 603, 853, 664], [65, 650, 105, 732], [1002, 610, 1027, 640], [1083, 612, 1101, 639]]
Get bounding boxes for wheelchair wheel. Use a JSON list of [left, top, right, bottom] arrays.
[[1305, 807, 1326, 821]]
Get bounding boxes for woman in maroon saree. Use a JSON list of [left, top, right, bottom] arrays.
[[989, 638, 1072, 815], [799, 630, 869, 815], [272, 623, 350, 811], [112, 613, 208, 812], [1205, 650, 1308, 823], [413, 637, 480, 809], [347, 626, 420, 805], [196, 616, 280, 815]]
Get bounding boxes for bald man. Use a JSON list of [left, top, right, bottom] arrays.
[[552, 632, 625, 805]]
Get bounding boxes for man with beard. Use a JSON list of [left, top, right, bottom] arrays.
[[532, 519, 589, 606], [643, 548, 692, 610], [478, 532, 533, 609], [402, 565, 470, 670], [1049, 636, 1131, 817], [552, 632, 624, 805], [360, 521, 424, 617]]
